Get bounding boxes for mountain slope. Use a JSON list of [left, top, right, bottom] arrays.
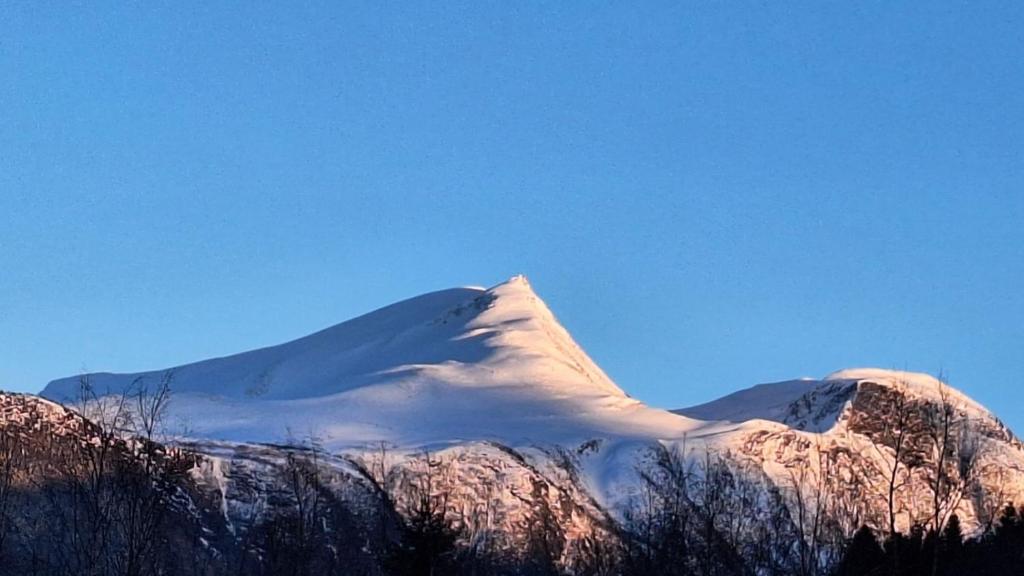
[[37, 278, 1024, 544], [674, 378, 824, 428], [42, 276, 697, 448], [676, 369, 1014, 438], [678, 369, 1024, 533]]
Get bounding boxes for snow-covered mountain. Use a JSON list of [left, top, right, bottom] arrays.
[[43, 276, 697, 449], [33, 276, 1024, 568], [676, 369, 1024, 533], [675, 369, 996, 433]]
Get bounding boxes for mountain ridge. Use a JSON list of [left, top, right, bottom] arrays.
[[33, 277, 1024, 542]]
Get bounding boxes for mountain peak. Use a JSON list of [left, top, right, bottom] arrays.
[[505, 273, 531, 286], [674, 367, 1000, 434], [485, 274, 535, 299], [824, 367, 990, 418], [41, 277, 656, 447]]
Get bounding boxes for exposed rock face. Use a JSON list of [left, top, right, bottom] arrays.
[[17, 279, 1024, 572], [0, 393, 619, 573], [0, 393, 221, 575], [185, 440, 618, 571], [725, 372, 1024, 536], [7, 366, 1024, 575]]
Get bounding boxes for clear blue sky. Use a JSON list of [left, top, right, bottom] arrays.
[[2, 3, 1022, 430]]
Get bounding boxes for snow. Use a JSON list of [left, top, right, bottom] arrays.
[[36, 276, 1024, 533], [39, 274, 1015, 462], [823, 368, 990, 418], [677, 368, 998, 433], [673, 379, 820, 424], [42, 276, 701, 450]]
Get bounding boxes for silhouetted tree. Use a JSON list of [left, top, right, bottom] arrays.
[[0, 415, 27, 567], [836, 526, 884, 576], [385, 452, 464, 576]]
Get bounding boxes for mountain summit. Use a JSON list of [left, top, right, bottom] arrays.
[[42, 276, 690, 447]]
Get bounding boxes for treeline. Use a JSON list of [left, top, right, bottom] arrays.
[[2, 374, 1023, 575], [0, 377, 594, 576], [246, 437, 1024, 576], [0, 375, 217, 576], [612, 375, 1024, 576], [616, 443, 1024, 576], [836, 507, 1024, 576]]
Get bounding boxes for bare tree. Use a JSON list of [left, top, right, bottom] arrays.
[[386, 451, 464, 576], [250, 439, 329, 576], [364, 441, 401, 554], [133, 371, 173, 447], [287, 442, 325, 576], [926, 375, 956, 537], [114, 372, 179, 576], [34, 371, 182, 576], [694, 447, 742, 576], [0, 422, 23, 565], [58, 374, 134, 575], [624, 441, 697, 575], [784, 447, 836, 576], [923, 376, 984, 576], [868, 379, 916, 542]]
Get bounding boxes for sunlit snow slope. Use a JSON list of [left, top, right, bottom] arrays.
[[675, 369, 998, 434], [43, 276, 697, 448], [38, 277, 1024, 532]]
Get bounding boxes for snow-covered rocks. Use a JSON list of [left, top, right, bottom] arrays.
[[34, 276, 1024, 544]]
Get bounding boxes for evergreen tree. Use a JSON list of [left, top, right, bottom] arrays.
[[994, 504, 1022, 540], [940, 513, 963, 568], [989, 504, 1024, 572], [836, 525, 885, 576]]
